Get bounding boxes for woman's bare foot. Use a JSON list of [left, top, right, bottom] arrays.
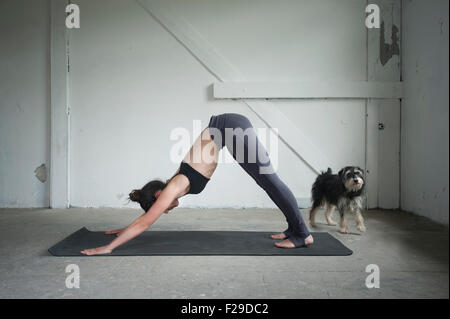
[[305, 234, 314, 246], [274, 238, 295, 248], [270, 232, 287, 240], [274, 234, 314, 248]]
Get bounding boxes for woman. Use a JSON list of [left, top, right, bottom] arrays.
[[81, 113, 313, 255]]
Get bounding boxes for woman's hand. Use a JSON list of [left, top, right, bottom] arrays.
[[81, 245, 113, 256]]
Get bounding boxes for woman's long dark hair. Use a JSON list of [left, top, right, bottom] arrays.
[[129, 179, 168, 212]]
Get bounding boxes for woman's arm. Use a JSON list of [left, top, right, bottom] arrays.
[[81, 180, 182, 255], [104, 201, 160, 236], [105, 228, 126, 235], [107, 187, 175, 250]]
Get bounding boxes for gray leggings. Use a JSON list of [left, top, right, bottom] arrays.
[[208, 113, 311, 247]]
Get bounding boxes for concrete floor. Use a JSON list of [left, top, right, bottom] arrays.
[[0, 207, 448, 299]]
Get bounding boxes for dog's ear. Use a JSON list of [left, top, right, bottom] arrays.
[[338, 168, 345, 177]]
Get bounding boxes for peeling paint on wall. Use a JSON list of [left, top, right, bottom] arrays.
[[34, 164, 47, 183], [380, 21, 400, 66]]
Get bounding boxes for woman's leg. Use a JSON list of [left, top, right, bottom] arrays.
[[220, 114, 312, 247]]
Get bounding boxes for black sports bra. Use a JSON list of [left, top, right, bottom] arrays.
[[175, 161, 210, 194]]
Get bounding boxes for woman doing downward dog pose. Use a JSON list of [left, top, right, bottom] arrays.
[[81, 113, 313, 255]]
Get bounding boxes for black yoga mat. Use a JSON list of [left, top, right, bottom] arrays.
[[48, 227, 352, 256]]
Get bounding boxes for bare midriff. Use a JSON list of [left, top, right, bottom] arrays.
[[182, 127, 219, 180]]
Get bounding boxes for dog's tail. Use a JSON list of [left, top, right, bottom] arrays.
[[311, 167, 332, 208], [314, 168, 332, 183]]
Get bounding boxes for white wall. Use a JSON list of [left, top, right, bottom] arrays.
[[401, 0, 449, 225], [0, 0, 408, 212], [67, 0, 369, 209], [0, 0, 50, 207]]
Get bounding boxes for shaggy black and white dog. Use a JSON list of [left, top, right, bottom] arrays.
[[310, 166, 366, 234]]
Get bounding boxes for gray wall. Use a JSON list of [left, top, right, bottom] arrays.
[[401, 0, 449, 225], [0, 0, 50, 207]]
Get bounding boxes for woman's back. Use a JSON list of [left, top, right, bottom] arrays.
[[183, 127, 219, 179]]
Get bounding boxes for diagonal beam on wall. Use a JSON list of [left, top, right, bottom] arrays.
[[136, 0, 330, 175]]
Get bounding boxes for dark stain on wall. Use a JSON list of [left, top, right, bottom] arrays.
[[380, 21, 400, 66]]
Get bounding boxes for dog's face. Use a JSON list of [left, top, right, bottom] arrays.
[[338, 166, 365, 192]]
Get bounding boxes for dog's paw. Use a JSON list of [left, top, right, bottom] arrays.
[[357, 224, 366, 232], [340, 228, 349, 234], [326, 219, 337, 226], [310, 221, 317, 228]]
